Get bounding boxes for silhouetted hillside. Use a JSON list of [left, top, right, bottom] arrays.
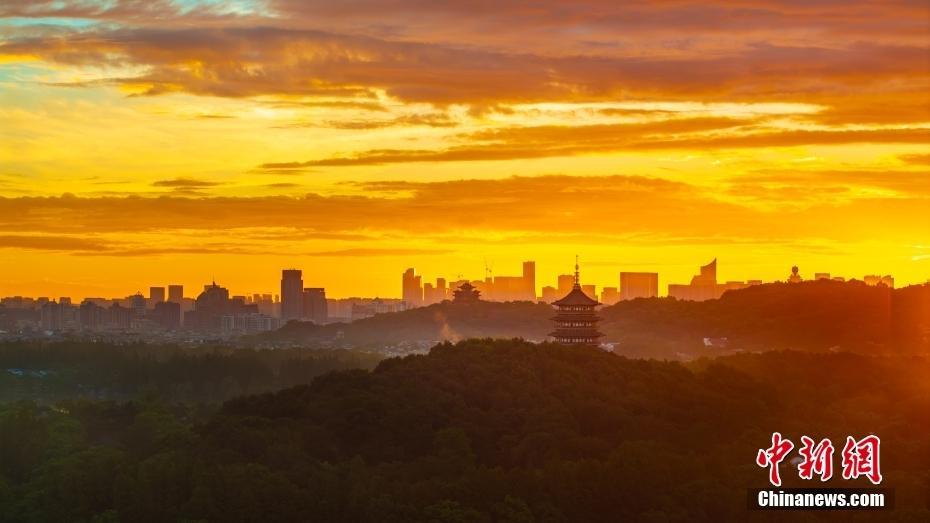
[[262, 300, 553, 345], [0, 341, 382, 403], [261, 281, 930, 358], [2, 339, 927, 521], [601, 280, 930, 357]]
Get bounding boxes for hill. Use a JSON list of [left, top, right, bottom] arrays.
[[259, 281, 930, 358], [2, 338, 927, 521], [601, 280, 930, 357], [0, 341, 382, 403], [259, 300, 554, 347]]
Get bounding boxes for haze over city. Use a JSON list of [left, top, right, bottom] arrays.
[[1, 0, 928, 299]]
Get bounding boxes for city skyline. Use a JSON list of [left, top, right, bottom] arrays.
[[1, 1, 928, 299], [0, 258, 906, 303]]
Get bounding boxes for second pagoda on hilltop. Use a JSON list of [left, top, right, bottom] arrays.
[[550, 257, 602, 346]]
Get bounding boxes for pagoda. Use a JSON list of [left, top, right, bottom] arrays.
[[453, 281, 481, 303], [550, 257, 602, 346]]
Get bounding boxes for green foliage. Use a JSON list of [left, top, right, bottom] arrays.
[[0, 341, 382, 403], [0, 339, 927, 521], [259, 281, 930, 359]]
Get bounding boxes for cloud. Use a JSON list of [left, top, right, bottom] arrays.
[[262, 124, 930, 168], [0, 234, 108, 252], [0, 0, 265, 25], [899, 153, 930, 166], [193, 113, 235, 120], [734, 169, 930, 198], [307, 248, 453, 257], [3, 25, 926, 114], [320, 112, 457, 130], [0, 174, 925, 247], [152, 178, 221, 189]]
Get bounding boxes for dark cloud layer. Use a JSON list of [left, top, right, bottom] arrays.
[[262, 125, 930, 168], [0, 175, 926, 248], [3, 22, 926, 111]]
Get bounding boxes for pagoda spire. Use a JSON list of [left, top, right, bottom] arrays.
[[550, 257, 602, 347], [574, 255, 580, 287]]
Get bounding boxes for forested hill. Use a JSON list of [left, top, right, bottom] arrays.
[[261, 281, 930, 357], [0, 342, 382, 403], [601, 280, 930, 356], [4, 338, 927, 521], [261, 300, 554, 345]]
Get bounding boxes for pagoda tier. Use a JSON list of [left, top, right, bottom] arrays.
[[549, 260, 602, 346]]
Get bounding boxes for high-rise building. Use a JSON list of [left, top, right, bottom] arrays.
[[669, 259, 721, 301], [600, 287, 620, 305], [167, 285, 183, 303], [149, 286, 165, 304], [281, 269, 304, 321], [402, 268, 423, 308], [302, 287, 328, 324], [698, 259, 716, 284], [253, 293, 275, 316], [108, 303, 132, 329], [582, 284, 597, 299], [540, 286, 559, 303], [557, 274, 575, 297], [130, 293, 146, 319], [185, 281, 259, 330], [620, 272, 659, 300], [422, 278, 451, 305], [152, 301, 181, 330], [79, 301, 104, 330], [523, 261, 536, 300], [864, 275, 894, 288], [40, 301, 63, 331]]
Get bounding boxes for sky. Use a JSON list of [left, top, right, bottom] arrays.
[[0, 0, 928, 300]]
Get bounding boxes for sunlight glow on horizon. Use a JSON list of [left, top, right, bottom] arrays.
[[0, 0, 928, 298]]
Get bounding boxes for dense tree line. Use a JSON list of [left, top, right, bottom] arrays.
[[260, 281, 929, 359], [261, 300, 554, 346], [1, 338, 927, 521], [601, 280, 929, 357], [0, 341, 382, 403]]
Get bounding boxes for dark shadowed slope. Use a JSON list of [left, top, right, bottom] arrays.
[[259, 281, 930, 358], [2, 339, 928, 521]]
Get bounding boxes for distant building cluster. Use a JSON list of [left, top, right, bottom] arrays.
[[666, 259, 762, 301], [403, 261, 537, 307], [0, 282, 283, 338], [403, 258, 899, 309], [665, 260, 894, 302], [0, 258, 902, 341], [280, 269, 328, 324]]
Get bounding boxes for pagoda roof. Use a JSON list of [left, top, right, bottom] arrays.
[[552, 285, 600, 306]]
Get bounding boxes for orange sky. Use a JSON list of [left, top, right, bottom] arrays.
[[0, 0, 928, 299]]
